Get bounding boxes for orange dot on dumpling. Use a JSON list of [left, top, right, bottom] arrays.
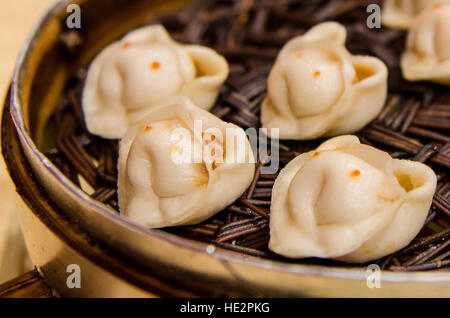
[[150, 61, 160, 70], [350, 170, 361, 178]]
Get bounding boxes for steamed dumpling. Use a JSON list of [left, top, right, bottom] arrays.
[[261, 22, 388, 140], [269, 135, 437, 263], [118, 97, 255, 228], [401, 4, 450, 85], [383, 0, 450, 29], [83, 25, 229, 139]]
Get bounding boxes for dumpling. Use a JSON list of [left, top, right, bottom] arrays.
[[261, 22, 388, 140], [82, 25, 229, 139], [383, 0, 450, 29], [269, 135, 437, 263], [118, 97, 255, 228], [401, 4, 450, 85]]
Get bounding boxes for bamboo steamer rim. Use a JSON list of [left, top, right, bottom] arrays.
[[6, 0, 450, 297]]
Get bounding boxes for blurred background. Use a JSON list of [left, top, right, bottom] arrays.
[[0, 0, 55, 284]]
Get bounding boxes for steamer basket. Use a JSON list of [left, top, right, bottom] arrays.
[[2, 0, 450, 297]]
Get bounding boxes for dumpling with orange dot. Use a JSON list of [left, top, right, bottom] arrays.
[[118, 96, 255, 228], [261, 22, 388, 140], [269, 135, 437, 263], [82, 25, 229, 139], [401, 4, 450, 85]]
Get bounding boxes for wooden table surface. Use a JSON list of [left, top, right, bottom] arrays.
[[0, 0, 55, 284]]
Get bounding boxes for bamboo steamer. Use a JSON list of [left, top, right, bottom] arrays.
[[2, 0, 450, 297]]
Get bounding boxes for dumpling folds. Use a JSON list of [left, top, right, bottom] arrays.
[[261, 22, 388, 140], [401, 4, 450, 85], [83, 25, 229, 139], [118, 97, 255, 228], [269, 135, 437, 263]]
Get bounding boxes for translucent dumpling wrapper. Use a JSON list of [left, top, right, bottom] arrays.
[[118, 97, 255, 228], [261, 22, 388, 140], [269, 135, 437, 263], [383, 0, 450, 29], [401, 4, 450, 85], [83, 25, 229, 139]]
